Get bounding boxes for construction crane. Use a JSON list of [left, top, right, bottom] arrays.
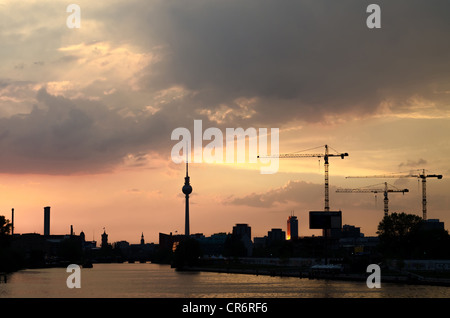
[[336, 182, 409, 217], [346, 169, 443, 220], [258, 145, 348, 211]]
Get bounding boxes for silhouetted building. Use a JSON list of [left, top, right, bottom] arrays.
[[11, 233, 46, 263], [140, 232, 145, 245], [101, 229, 109, 249], [420, 219, 445, 232], [159, 232, 184, 252], [231, 224, 253, 256], [253, 236, 267, 249], [339, 235, 379, 256], [309, 210, 342, 238], [267, 228, 285, 245], [79, 231, 96, 249], [114, 240, 130, 249], [341, 224, 362, 238], [195, 233, 228, 256], [159, 232, 174, 251], [44, 206, 50, 236], [11, 232, 84, 267], [128, 239, 157, 263], [232, 224, 251, 239], [287, 215, 298, 240]]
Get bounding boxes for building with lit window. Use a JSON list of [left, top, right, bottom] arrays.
[[287, 215, 298, 240]]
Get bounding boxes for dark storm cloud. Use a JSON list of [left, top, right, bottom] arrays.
[[0, 89, 129, 174], [3, 0, 450, 175], [114, 0, 450, 126], [0, 87, 216, 174]]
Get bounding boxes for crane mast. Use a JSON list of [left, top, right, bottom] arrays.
[[346, 169, 442, 220]]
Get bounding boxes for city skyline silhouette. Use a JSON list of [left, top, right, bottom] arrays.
[[0, 1, 449, 246]]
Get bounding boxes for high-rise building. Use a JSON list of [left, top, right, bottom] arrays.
[[287, 214, 298, 240], [44, 206, 50, 236], [232, 224, 253, 256], [232, 223, 251, 240]]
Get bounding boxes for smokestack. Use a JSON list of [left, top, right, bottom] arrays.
[[44, 206, 50, 236], [11, 208, 14, 236]]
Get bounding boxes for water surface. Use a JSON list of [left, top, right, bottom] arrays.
[[1, 263, 449, 298]]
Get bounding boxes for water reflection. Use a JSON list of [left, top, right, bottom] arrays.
[[0, 263, 449, 298]]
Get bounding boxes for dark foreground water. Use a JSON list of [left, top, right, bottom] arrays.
[[1, 263, 449, 298]]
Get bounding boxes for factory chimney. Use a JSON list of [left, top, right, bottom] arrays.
[[11, 208, 14, 236], [44, 206, 50, 236]]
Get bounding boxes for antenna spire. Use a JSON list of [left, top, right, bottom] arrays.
[[186, 141, 189, 177]]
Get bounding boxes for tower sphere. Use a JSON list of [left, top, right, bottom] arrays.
[[182, 184, 192, 195]]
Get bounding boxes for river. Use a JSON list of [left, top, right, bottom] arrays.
[[1, 262, 450, 298]]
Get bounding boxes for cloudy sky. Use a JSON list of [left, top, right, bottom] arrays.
[[1, 0, 449, 244]]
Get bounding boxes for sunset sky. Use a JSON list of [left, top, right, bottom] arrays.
[[1, 0, 449, 244]]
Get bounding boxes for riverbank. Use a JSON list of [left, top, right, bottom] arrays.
[[178, 265, 450, 287]]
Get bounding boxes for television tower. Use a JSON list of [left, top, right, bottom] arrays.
[[182, 160, 192, 237]]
